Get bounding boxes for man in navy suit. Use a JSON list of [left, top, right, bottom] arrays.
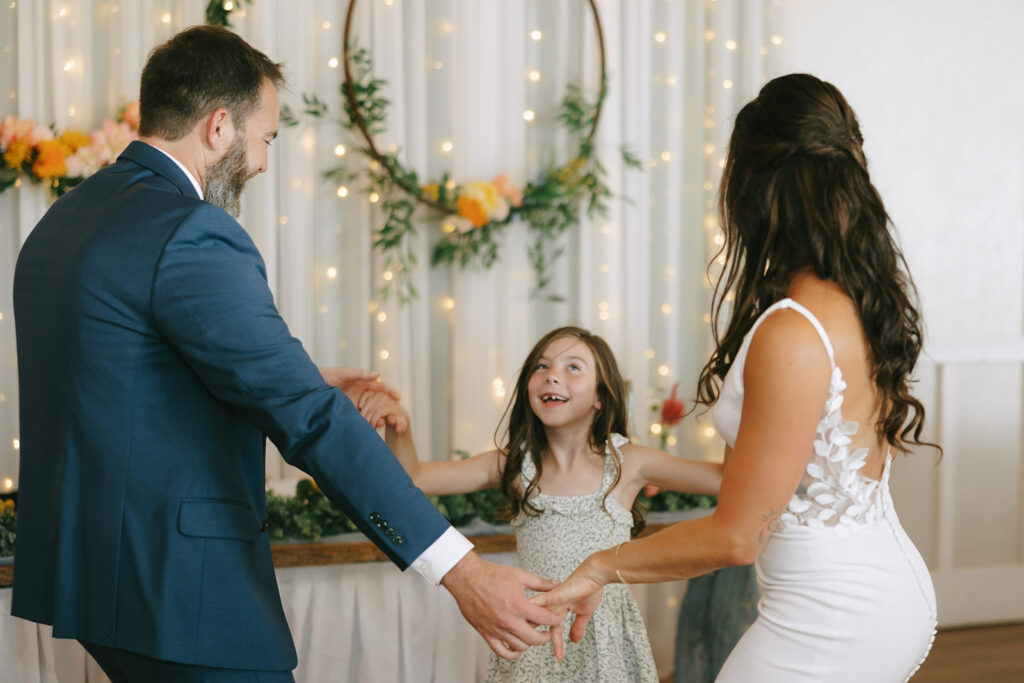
[[12, 25, 559, 680]]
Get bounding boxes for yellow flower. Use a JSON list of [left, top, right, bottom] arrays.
[[32, 139, 69, 179], [457, 195, 488, 228], [421, 183, 440, 202], [59, 130, 91, 152], [459, 180, 510, 223], [3, 138, 31, 169]]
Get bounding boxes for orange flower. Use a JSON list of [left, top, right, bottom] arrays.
[[32, 139, 69, 179], [59, 130, 91, 152], [457, 195, 488, 228], [122, 100, 141, 130], [3, 138, 31, 169]]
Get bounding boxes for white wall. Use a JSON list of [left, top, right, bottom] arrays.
[[770, 0, 1024, 625]]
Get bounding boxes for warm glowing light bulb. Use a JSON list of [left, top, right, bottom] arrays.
[[704, 426, 717, 438], [326, 267, 338, 279], [660, 151, 672, 162], [654, 32, 667, 43], [661, 303, 672, 316], [658, 365, 669, 377], [530, 29, 542, 41], [704, 29, 715, 41], [771, 35, 783, 46], [725, 39, 737, 50], [223, 1, 234, 10], [12, 438, 19, 449], [379, 349, 390, 360], [3, 478, 12, 490], [441, 297, 455, 311], [334, 144, 346, 157], [377, 311, 387, 322], [645, 349, 655, 359], [723, 79, 734, 89], [650, 423, 663, 435], [161, 13, 171, 24], [328, 57, 339, 68], [382, 270, 394, 282], [337, 186, 349, 198], [322, 21, 331, 29], [441, 140, 453, 153], [528, 70, 541, 82], [369, 192, 380, 204], [522, 109, 535, 122]]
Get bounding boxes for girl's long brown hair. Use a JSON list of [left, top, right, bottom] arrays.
[[697, 74, 935, 453], [496, 326, 647, 535]]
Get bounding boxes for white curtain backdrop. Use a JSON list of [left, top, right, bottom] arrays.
[[0, 0, 775, 492]]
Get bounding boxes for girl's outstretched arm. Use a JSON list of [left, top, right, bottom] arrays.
[[624, 443, 724, 496], [362, 393, 504, 496]]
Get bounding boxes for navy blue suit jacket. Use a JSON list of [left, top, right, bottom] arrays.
[[11, 141, 450, 670]]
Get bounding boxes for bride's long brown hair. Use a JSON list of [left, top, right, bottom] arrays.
[[697, 74, 934, 453]]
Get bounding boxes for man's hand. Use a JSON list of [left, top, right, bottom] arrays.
[[441, 551, 563, 660], [319, 367, 401, 413]]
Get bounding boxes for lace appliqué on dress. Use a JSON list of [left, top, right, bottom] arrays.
[[778, 366, 883, 531]]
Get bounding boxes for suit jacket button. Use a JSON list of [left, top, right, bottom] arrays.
[[369, 512, 382, 522], [260, 519, 269, 532], [394, 536, 405, 545]]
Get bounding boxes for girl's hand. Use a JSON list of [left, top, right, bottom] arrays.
[[319, 366, 401, 408], [529, 563, 606, 661], [359, 391, 409, 434]]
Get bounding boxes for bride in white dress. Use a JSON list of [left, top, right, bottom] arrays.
[[534, 73, 937, 682]]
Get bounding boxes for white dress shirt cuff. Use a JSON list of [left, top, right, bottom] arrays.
[[409, 526, 474, 585]]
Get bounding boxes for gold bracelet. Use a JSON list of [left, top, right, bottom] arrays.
[[615, 542, 628, 584]]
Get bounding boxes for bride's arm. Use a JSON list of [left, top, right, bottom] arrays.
[[535, 310, 832, 641]]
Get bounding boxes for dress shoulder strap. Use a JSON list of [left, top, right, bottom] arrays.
[[752, 298, 836, 369]]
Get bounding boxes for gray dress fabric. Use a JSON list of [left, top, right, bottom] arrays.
[[486, 434, 658, 682]]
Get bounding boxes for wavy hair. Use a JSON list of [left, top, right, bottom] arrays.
[[697, 74, 935, 453], [496, 326, 647, 535]]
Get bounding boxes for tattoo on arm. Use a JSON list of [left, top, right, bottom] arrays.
[[758, 507, 782, 544]]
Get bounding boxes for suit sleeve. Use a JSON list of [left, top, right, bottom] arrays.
[[151, 203, 450, 568]]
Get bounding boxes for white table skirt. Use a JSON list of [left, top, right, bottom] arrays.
[[1, 551, 685, 682]]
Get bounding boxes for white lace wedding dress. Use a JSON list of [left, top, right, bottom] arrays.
[[712, 299, 937, 682]]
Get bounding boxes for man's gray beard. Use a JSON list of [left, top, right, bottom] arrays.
[[204, 134, 249, 218]]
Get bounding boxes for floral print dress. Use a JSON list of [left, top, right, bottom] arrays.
[[486, 434, 659, 683]]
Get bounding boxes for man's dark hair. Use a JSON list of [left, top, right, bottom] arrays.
[[138, 25, 285, 141]]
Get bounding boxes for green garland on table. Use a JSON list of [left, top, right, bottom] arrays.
[[0, 482, 716, 555], [0, 499, 16, 558], [264, 477, 715, 544]]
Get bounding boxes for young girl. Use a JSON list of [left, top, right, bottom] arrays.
[[361, 325, 722, 682]]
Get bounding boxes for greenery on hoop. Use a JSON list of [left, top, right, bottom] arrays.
[[281, 0, 640, 302]]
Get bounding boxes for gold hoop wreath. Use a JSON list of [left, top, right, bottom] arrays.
[[334, 0, 636, 302]]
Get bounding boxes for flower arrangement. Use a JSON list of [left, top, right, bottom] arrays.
[[0, 101, 139, 198], [282, 0, 640, 302]]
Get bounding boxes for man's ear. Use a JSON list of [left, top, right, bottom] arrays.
[[203, 108, 235, 153]]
